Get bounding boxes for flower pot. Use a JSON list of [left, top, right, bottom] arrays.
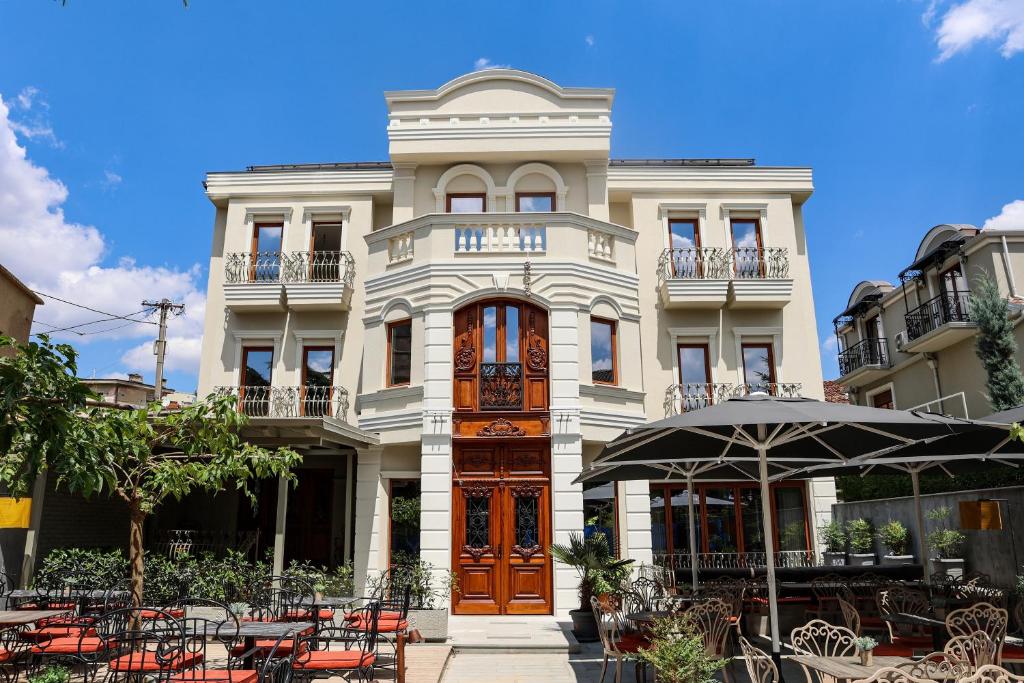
[[569, 608, 599, 643], [407, 607, 448, 642], [931, 557, 965, 580], [823, 551, 846, 566], [859, 650, 873, 666], [882, 554, 914, 567], [849, 553, 876, 567], [314, 591, 324, 603]]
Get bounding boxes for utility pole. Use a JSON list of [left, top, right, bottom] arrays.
[[142, 299, 185, 401]]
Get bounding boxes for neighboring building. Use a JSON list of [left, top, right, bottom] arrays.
[[834, 223, 1024, 418], [161, 391, 197, 410], [0, 264, 43, 354], [82, 373, 174, 408], [26, 70, 831, 614]]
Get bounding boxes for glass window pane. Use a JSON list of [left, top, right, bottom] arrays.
[[517, 194, 553, 212], [649, 488, 668, 557], [585, 482, 617, 556], [678, 346, 710, 385], [515, 495, 539, 548], [448, 195, 485, 213], [303, 349, 333, 387], [482, 306, 497, 363], [243, 349, 274, 386], [389, 322, 412, 385], [253, 225, 282, 281], [740, 488, 765, 554], [465, 496, 490, 548], [731, 220, 761, 278], [775, 488, 809, 551], [703, 487, 737, 554], [505, 305, 520, 363], [668, 220, 697, 249], [669, 487, 693, 559], [591, 319, 615, 384], [255, 225, 282, 253], [742, 345, 774, 392], [390, 480, 421, 564], [731, 220, 759, 249]]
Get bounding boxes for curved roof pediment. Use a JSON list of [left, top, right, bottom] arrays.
[[914, 223, 978, 261], [846, 280, 894, 309]]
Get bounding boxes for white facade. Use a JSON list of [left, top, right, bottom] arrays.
[[196, 70, 831, 616]]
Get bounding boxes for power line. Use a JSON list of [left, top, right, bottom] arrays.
[[31, 310, 153, 336], [31, 290, 158, 325]]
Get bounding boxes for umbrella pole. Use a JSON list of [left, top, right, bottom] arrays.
[[757, 440, 783, 672], [911, 468, 929, 586], [687, 474, 698, 591]]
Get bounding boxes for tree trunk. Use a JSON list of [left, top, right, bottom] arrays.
[[129, 500, 146, 609]]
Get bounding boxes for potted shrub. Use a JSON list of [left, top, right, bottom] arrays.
[[550, 531, 634, 643], [819, 520, 847, 566], [373, 556, 459, 642], [28, 666, 70, 683], [926, 507, 966, 579], [846, 518, 876, 566], [878, 520, 913, 566], [855, 636, 878, 666], [633, 615, 726, 683]]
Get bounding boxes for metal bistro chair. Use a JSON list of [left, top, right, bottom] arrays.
[[878, 587, 935, 650], [738, 635, 778, 683], [1002, 599, 1024, 665], [790, 619, 857, 683], [293, 602, 380, 683], [946, 602, 1009, 664], [806, 573, 851, 622], [590, 595, 648, 683], [683, 598, 734, 683], [945, 631, 1000, 673], [0, 625, 31, 683]]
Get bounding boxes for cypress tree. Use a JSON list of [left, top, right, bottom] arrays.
[[969, 273, 1024, 411]]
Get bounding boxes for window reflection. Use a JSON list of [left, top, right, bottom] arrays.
[[584, 482, 617, 556]]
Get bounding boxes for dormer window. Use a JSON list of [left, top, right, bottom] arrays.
[[446, 194, 486, 213]]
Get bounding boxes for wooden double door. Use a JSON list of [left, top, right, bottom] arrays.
[[452, 441, 552, 615]]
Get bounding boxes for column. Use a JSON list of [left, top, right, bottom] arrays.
[[272, 474, 289, 577], [419, 307, 455, 605], [353, 445, 385, 597], [391, 163, 417, 224], [549, 305, 585, 616], [584, 160, 609, 221], [807, 477, 838, 558], [19, 474, 47, 588], [621, 481, 654, 567]]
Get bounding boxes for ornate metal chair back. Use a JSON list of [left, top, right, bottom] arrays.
[[790, 619, 857, 658], [945, 631, 1000, 672], [878, 587, 931, 641], [838, 598, 861, 636], [946, 602, 1008, 647], [682, 598, 732, 657], [738, 635, 778, 683]]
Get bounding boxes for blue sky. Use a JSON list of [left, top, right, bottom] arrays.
[[1, 0, 1022, 393]]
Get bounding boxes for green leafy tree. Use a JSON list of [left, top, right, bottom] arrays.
[[0, 336, 300, 607], [969, 273, 1024, 411]]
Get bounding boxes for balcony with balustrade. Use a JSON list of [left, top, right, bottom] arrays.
[[837, 337, 891, 387], [216, 384, 350, 420], [657, 247, 793, 309], [223, 251, 355, 311], [368, 212, 636, 274], [664, 382, 802, 416], [901, 291, 976, 353]]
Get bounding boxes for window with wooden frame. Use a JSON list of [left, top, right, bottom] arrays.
[[741, 343, 776, 394], [676, 343, 712, 410], [515, 192, 555, 212], [251, 223, 283, 282], [446, 193, 486, 213], [389, 479, 421, 565], [667, 219, 702, 278], [387, 320, 412, 387], [582, 481, 619, 557], [590, 317, 617, 385], [240, 346, 274, 416], [871, 388, 894, 410], [730, 217, 764, 278], [301, 346, 334, 417]]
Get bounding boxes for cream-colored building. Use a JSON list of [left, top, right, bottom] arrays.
[[195, 70, 831, 616], [834, 223, 1024, 418], [0, 263, 43, 354]]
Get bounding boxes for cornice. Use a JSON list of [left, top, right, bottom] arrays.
[[365, 211, 636, 245]]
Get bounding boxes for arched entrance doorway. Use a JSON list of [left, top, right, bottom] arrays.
[[450, 299, 553, 615]]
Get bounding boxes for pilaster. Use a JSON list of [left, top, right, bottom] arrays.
[[391, 163, 417, 224], [353, 445, 385, 597], [584, 160, 609, 221]]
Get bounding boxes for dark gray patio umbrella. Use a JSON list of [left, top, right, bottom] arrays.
[[574, 394, 989, 664]]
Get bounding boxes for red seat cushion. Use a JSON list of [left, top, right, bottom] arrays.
[[345, 610, 402, 621], [349, 616, 408, 633], [873, 642, 916, 657], [15, 603, 39, 611], [170, 670, 258, 683], [31, 637, 116, 655], [0, 649, 16, 663], [860, 616, 885, 627], [22, 626, 95, 642], [231, 640, 308, 657], [613, 634, 651, 654], [283, 609, 334, 621], [140, 608, 185, 619], [108, 652, 203, 672], [293, 650, 376, 671], [1002, 644, 1024, 661]]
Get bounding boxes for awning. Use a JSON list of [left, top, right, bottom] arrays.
[[240, 416, 380, 451]]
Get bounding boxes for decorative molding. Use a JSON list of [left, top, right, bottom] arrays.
[[511, 544, 543, 561], [579, 384, 645, 402], [504, 162, 569, 211], [454, 312, 476, 372], [477, 418, 527, 437], [525, 310, 547, 371], [462, 545, 492, 562], [433, 164, 497, 213], [658, 202, 707, 220], [232, 329, 284, 342], [301, 205, 351, 223], [732, 326, 784, 384], [244, 206, 293, 224]]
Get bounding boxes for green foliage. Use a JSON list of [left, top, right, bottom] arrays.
[[281, 558, 354, 598], [970, 272, 1024, 411], [549, 531, 634, 612], [28, 666, 70, 683], [837, 466, 1024, 502], [926, 507, 966, 559], [371, 555, 458, 610], [854, 636, 878, 652], [631, 616, 725, 683], [35, 547, 128, 589], [877, 520, 910, 556], [780, 521, 807, 551], [390, 496, 421, 527], [1016, 574, 1024, 597], [846, 518, 874, 554], [818, 520, 847, 553]]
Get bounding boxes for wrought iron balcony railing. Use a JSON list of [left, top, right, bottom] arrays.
[[657, 247, 790, 283], [733, 382, 803, 398], [663, 383, 735, 416], [838, 337, 890, 376], [216, 385, 350, 420], [904, 291, 972, 341], [225, 251, 354, 285], [479, 362, 523, 411], [653, 550, 817, 570]]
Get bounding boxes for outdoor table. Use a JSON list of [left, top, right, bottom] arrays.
[[786, 655, 917, 682], [882, 612, 947, 652], [624, 610, 673, 624], [7, 589, 128, 614], [0, 609, 72, 626], [309, 596, 356, 608], [186, 620, 315, 669]]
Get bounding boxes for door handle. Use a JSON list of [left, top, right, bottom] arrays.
[[496, 544, 503, 560]]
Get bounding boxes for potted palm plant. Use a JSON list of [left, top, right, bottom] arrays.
[[926, 507, 967, 579], [847, 518, 876, 566], [549, 531, 634, 643], [878, 520, 913, 566], [819, 520, 847, 566]]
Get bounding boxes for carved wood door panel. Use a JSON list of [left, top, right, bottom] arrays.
[[503, 481, 551, 614], [452, 477, 503, 615]]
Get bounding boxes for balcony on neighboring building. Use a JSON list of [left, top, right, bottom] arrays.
[[657, 247, 793, 309], [216, 384, 351, 421], [901, 291, 976, 353], [664, 381, 802, 416], [223, 251, 354, 312], [837, 337, 891, 387]]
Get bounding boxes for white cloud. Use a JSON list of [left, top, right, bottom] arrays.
[[821, 335, 839, 354], [14, 87, 43, 111], [121, 334, 203, 378], [8, 86, 61, 148], [101, 169, 122, 190], [983, 199, 1024, 230], [474, 57, 510, 71], [585, 35, 595, 47], [0, 92, 206, 381], [932, 0, 1024, 61]]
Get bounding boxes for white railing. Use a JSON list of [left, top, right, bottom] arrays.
[[734, 382, 803, 398], [226, 251, 354, 286], [216, 385, 350, 421], [588, 229, 614, 262], [387, 231, 415, 264], [453, 222, 546, 254], [653, 550, 817, 570], [657, 247, 790, 284], [663, 383, 735, 416]]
